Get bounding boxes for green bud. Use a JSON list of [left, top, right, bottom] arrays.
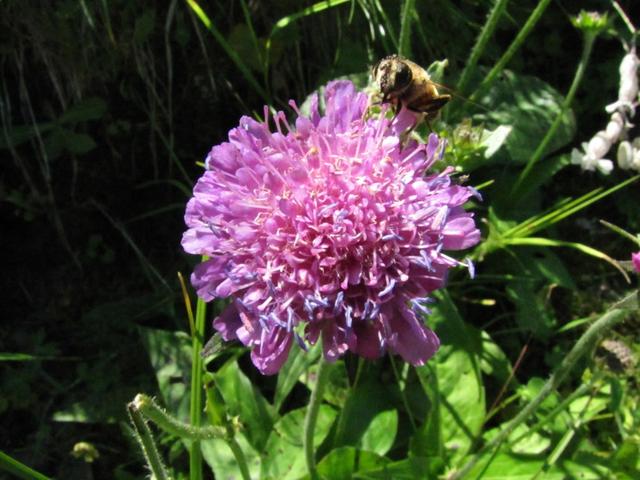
[[571, 10, 608, 35]]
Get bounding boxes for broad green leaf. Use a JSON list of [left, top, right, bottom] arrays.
[[228, 23, 265, 73], [477, 329, 513, 386], [64, 131, 97, 155], [274, 342, 321, 411], [568, 383, 610, 420], [473, 70, 576, 164], [352, 455, 442, 480], [261, 405, 336, 479], [201, 433, 260, 480], [213, 359, 275, 451], [505, 280, 555, 337], [299, 359, 350, 409], [0, 122, 55, 149], [331, 364, 398, 449], [611, 438, 640, 476], [58, 97, 107, 124], [507, 424, 550, 455], [360, 409, 398, 457], [465, 452, 611, 479], [316, 447, 388, 480], [415, 291, 485, 465], [138, 327, 192, 421], [133, 9, 155, 43]]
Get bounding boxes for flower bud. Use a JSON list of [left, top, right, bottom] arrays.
[[604, 112, 625, 142], [617, 140, 633, 170], [586, 131, 611, 159]]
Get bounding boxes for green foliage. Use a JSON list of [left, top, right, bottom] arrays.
[[3, 1, 640, 479]]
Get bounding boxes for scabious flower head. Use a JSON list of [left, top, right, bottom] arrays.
[[632, 252, 640, 273], [182, 81, 481, 374]]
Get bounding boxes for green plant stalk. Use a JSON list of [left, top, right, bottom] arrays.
[[456, 0, 510, 95], [449, 305, 630, 480], [189, 293, 207, 480], [389, 355, 417, 430], [133, 394, 226, 440], [304, 359, 331, 480], [470, 0, 552, 104], [508, 373, 600, 446], [398, 0, 416, 57], [600, 219, 640, 245], [127, 402, 172, 480], [0, 450, 51, 480], [227, 437, 252, 480], [186, 0, 270, 104], [513, 30, 596, 195]]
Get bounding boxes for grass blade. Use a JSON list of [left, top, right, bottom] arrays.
[[0, 450, 51, 480], [186, 0, 270, 104]]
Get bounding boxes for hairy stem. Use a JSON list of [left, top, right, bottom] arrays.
[[127, 401, 172, 480], [132, 394, 226, 440], [456, 0, 510, 96], [449, 304, 631, 480]]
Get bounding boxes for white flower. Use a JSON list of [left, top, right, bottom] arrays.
[[606, 51, 639, 115], [618, 138, 640, 171]]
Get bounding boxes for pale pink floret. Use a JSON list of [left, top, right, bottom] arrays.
[[183, 81, 480, 374], [632, 252, 640, 273]]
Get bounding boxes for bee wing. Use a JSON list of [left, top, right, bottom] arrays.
[[429, 80, 489, 112]]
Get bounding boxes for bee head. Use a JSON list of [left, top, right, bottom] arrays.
[[373, 55, 413, 95]]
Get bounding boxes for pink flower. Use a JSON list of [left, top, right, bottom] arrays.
[[632, 252, 640, 273], [182, 81, 481, 374]]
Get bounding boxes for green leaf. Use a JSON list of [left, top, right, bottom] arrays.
[[360, 409, 398, 457], [213, 359, 275, 451], [316, 447, 388, 480], [261, 405, 336, 479], [477, 329, 513, 386], [64, 131, 97, 155], [201, 434, 260, 480], [138, 327, 192, 421], [505, 279, 555, 337], [0, 122, 55, 149], [331, 366, 398, 449], [414, 291, 485, 465], [134, 9, 155, 43], [473, 70, 576, 164], [507, 424, 550, 455], [352, 455, 441, 480], [228, 23, 265, 73], [274, 342, 321, 411], [59, 97, 107, 124], [465, 452, 611, 479]]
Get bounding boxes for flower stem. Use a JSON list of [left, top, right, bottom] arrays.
[[127, 401, 172, 480], [449, 303, 631, 480], [512, 29, 597, 196], [304, 358, 331, 480], [470, 0, 552, 104], [226, 437, 252, 480], [189, 289, 207, 480], [132, 394, 226, 440], [456, 0, 510, 96]]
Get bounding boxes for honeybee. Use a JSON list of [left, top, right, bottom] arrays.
[[372, 55, 451, 120]]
